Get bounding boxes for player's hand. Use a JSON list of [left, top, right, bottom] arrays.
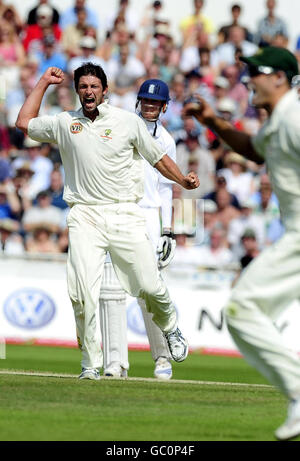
[[182, 94, 215, 126], [157, 231, 176, 269], [42, 67, 64, 86], [182, 171, 200, 190]]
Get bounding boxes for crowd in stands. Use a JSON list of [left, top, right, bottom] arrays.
[[0, 0, 295, 271]]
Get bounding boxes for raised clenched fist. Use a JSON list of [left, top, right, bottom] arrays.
[[42, 67, 64, 85]]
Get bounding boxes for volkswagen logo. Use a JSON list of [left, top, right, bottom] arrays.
[[3, 288, 56, 329]]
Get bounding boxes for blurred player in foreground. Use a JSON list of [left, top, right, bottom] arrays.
[[100, 79, 177, 380], [183, 46, 300, 441], [16, 63, 200, 381]]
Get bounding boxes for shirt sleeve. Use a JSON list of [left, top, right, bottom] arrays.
[[133, 116, 166, 166], [251, 129, 266, 160], [28, 115, 59, 144], [158, 136, 176, 185]]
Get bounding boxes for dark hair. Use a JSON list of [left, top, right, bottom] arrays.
[[73, 62, 108, 91], [231, 4, 241, 11]]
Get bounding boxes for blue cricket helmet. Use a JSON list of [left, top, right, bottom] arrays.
[[137, 79, 170, 102]]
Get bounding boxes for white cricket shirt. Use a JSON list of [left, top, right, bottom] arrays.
[[138, 118, 176, 230], [28, 101, 166, 207], [252, 89, 300, 230]]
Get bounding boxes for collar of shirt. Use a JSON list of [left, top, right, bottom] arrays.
[[72, 100, 110, 121], [143, 117, 162, 138], [263, 88, 299, 136]]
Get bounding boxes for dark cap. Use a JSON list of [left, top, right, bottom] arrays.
[[240, 46, 299, 82], [241, 228, 256, 240], [37, 190, 50, 200]]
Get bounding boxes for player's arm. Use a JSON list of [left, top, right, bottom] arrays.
[[16, 67, 64, 134], [182, 95, 264, 165], [134, 116, 199, 190], [154, 154, 200, 190]]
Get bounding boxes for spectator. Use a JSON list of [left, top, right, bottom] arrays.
[[2, 4, 23, 35], [222, 64, 249, 116], [67, 36, 106, 76], [0, 20, 25, 67], [195, 198, 218, 246], [22, 189, 63, 235], [5, 65, 39, 130], [228, 198, 266, 259], [250, 173, 284, 244], [12, 137, 53, 200], [179, 24, 219, 75], [140, 1, 166, 34], [36, 34, 68, 75], [0, 19, 26, 93], [218, 4, 253, 44], [170, 231, 204, 266], [205, 97, 245, 150], [194, 223, 234, 268], [139, 21, 179, 83], [216, 25, 258, 70], [46, 169, 68, 210], [26, 225, 60, 253], [107, 43, 146, 111], [27, 0, 60, 26], [22, 3, 62, 55], [0, 180, 21, 219], [61, 7, 89, 58], [239, 228, 260, 269], [271, 32, 289, 49], [203, 173, 240, 209], [46, 83, 76, 115], [59, 0, 99, 31], [161, 73, 186, 133], [255, 0, 288, 47], [214, 187, 240, 229], [176, 133, 215, 198], [218, 151, 256, 204], [105, 0, 139, 38], [211, 75, 230, 108], [0, 157, 12, 183], [180, 0, 215, 43], [0, 217, 25, 255]]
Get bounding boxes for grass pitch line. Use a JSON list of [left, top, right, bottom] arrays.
[[0, 369, 272, 389]]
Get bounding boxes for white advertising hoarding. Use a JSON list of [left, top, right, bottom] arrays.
[[1, 256, 300, 355]]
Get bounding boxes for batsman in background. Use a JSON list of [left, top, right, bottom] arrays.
[[100, 79, 177, 380], [16, 64, 200, 381], [183, 46, 300, 441]]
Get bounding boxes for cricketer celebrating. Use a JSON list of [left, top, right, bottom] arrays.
[[100, 79, 177, 380], [183, 46, 300, 441], [16, 63, 200, 380]]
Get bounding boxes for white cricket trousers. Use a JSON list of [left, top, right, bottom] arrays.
[[100, 207, 171, 371], [225, 229, 300, 400], [66, 202, 177, 369]]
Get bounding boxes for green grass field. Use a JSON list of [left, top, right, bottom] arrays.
[[0, 344, 297, 442]]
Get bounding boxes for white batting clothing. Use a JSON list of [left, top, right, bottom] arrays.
[[225, 89, 300, 399], [28, 102, 178, 370], [100, 118, 176, 369]]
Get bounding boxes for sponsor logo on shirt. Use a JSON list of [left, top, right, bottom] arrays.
[[70, 122, 83, 134], [100, 129, 112, 141]]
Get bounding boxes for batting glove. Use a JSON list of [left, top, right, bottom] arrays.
[[157, 231, 176, 269]]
